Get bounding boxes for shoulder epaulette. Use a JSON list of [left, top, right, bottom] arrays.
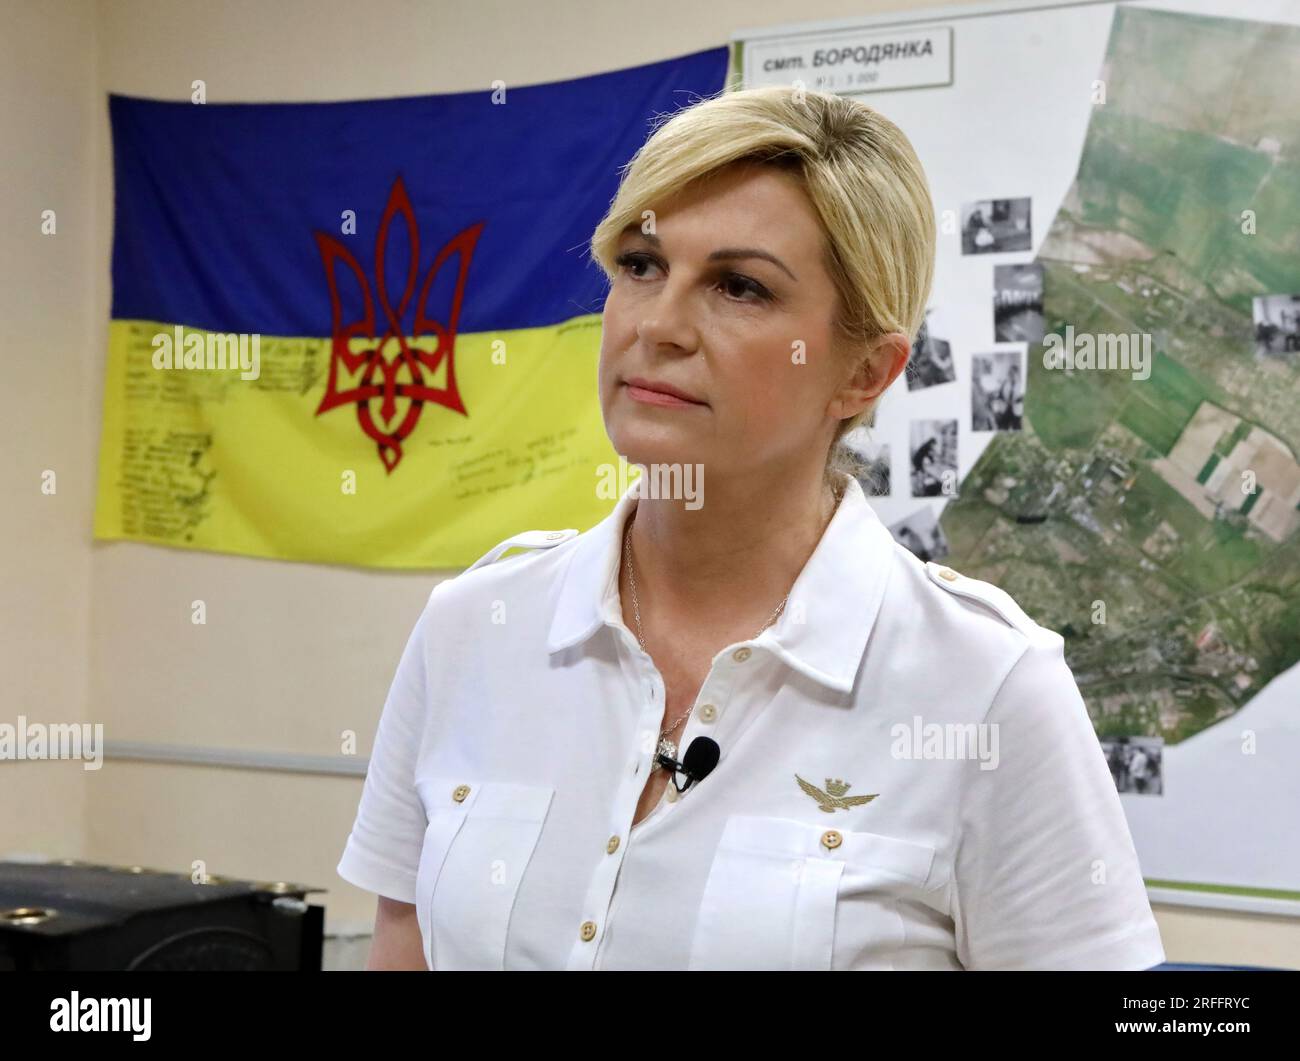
[[924, 561, 1042, 638], [463, 528, 578, 574]]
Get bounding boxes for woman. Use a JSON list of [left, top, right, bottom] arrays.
[[338, 85, 1165, 971]]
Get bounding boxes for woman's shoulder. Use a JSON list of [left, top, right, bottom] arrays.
[[425, 523, 583, 610], [919, 560, 1051, 642], [878, 545, 1083, 720], [459, 526, 581, 575], [881, 539, 1061, 654]]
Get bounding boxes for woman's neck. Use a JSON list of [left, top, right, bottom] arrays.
[[621, 468, 844, 634]]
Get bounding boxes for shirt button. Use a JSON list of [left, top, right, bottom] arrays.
[[580, 920, 597, 941], [544, 531, 566, 540], [937, 566, 959, 581], [452, 784, 471, 802], [821, 829, 842, 850], [666, 785, 679, 803], [698, 703, 717, 723], [732, 647, 752, 663], [606, 835, 620, 854]]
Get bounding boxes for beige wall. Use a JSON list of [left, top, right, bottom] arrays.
[[3, 0, 1296, 967], [1, 0, 96, 871]]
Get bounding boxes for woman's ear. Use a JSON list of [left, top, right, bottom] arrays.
[[865, 331, 912, 394], [827, 331, 911, 420]]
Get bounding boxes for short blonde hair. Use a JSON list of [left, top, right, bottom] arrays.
[[589, 84, 936, 485]]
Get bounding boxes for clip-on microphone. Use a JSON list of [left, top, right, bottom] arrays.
[[654, 736, 721, 794]]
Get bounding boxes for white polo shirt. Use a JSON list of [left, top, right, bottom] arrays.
[[337, 472, 1166, 971]]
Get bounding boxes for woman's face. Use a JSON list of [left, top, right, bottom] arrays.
[[598, 163, 877, 486]]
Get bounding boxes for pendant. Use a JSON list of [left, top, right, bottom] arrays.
[[656, 736, 677, 766]]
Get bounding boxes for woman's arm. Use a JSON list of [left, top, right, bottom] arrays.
[[365, 896, 427, 970], [951, 631, 1165, 969]]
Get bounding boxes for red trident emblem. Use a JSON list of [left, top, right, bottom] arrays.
[[314, 175, 483, 472]]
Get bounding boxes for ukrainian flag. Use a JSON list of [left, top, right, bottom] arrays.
[[95, 47, 730, 568]]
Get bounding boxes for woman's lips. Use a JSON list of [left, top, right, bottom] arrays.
[[623, 382, 707, 408]]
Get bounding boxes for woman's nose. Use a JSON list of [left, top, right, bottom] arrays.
[[636, 282, 699, 351]]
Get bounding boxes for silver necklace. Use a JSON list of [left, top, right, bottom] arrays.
[[623, 518, 791, 770]]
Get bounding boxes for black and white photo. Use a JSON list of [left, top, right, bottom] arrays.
[[1102, 737, 1165, 796], [909, 419, 958, 497], [906, 316, 955, 390], [994, 262, 1044, 342], [840, 426, 891, 496], [1253, 293, 1300, 358], [971, 351, 1024, 431], [888, 507, 951, 562], [961, 197, 1032, 254]]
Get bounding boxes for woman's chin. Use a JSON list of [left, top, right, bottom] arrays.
[[615, 451, 691, 477], [606, 430, 702, 472]]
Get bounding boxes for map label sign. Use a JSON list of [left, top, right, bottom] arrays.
[[742, 25, 954, 94]]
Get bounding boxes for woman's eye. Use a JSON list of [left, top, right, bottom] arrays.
[[615, 251, 659, 279], [614, 252, 772, 304], [719, 273, 773, 303]]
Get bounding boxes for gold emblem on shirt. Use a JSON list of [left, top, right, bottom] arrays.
[[795, 774, 878, 813]]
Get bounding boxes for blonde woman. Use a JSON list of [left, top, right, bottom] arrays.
[[338, 85, 1165, 971]]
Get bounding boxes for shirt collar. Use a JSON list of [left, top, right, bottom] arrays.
[[547, 471, 896, 694]]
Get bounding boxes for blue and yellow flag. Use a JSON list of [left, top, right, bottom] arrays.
[[95, 48, 730, 568]]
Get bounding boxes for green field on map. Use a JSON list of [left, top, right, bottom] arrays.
[[940, 6, 1300, 743]]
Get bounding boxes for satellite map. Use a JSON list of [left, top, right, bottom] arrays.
[[940, 6, 1300, 744]]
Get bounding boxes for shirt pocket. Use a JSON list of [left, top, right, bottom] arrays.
[[687, 815, 935, 971], [413, 776, 554, 970]]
